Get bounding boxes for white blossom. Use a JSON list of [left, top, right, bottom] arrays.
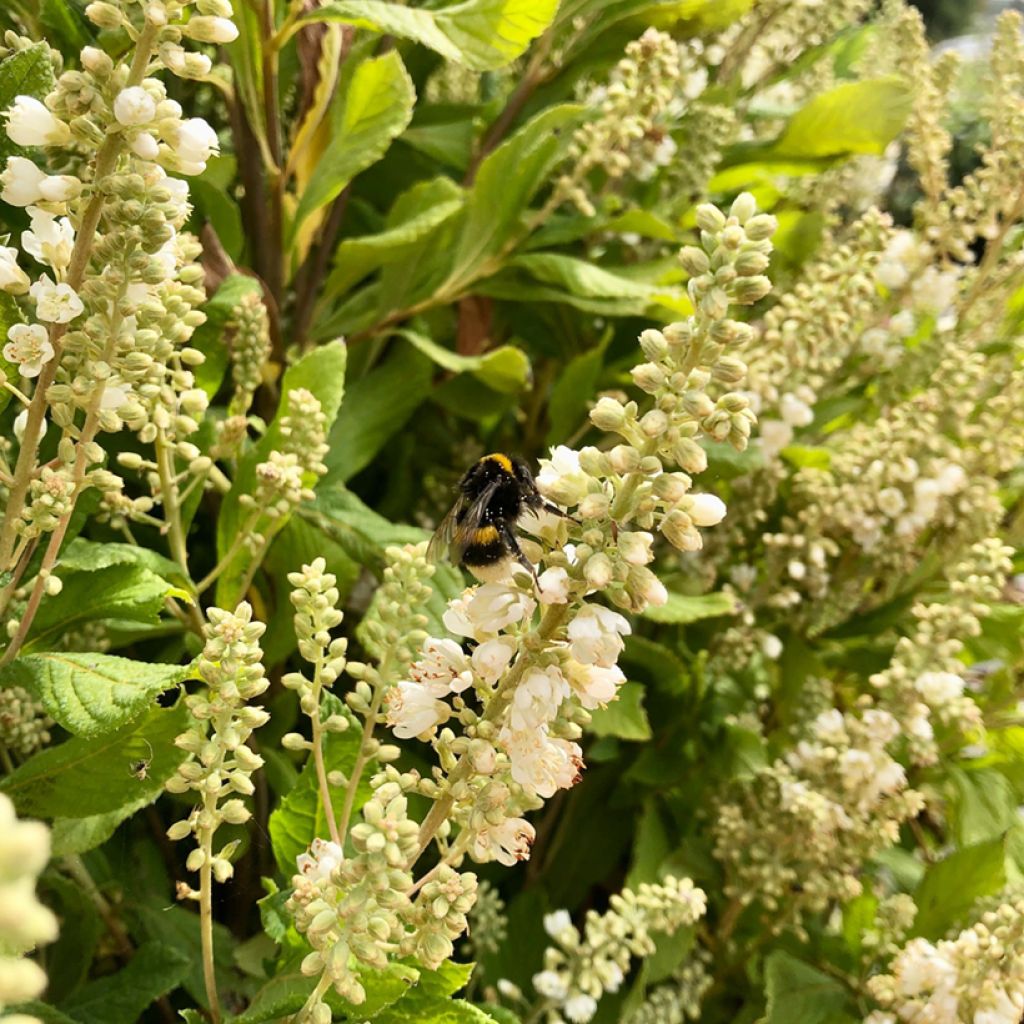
[[113, 85, 157, 126], [29, 275, 83, 323], [410, 637, 473, 694], [171, 117, 219, 173], [442, 583, 536, 640], [4, 96, 71, 148], [0, 245, 29, 294], [687, 493, 727, 527], [4, 323, 54, 377], [501, 727, 582, 798], [508, 666, 569, 732], [471, 637, 517, 685], [537, 566, 571, 604], [384, 681, 450, 739], [22, 208, 74, 270], [472, 816, 535, 866], [565, 659, 624, 709], [567, 603, 631, 668], [537, 445, 592, 507], [296, 838, 343, 883]]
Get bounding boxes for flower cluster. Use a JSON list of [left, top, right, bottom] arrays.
[[0, 793, 58, 1024], [866, 901, 1024, 1024], [0, 685, 52, 758], [530, 879, 707, 1024], [555, 29, 683, 216], [714, 707, 924, 936], [227, 290, 271, 419], [624, 949, 713, 1024], [165, 603, 270, 893]]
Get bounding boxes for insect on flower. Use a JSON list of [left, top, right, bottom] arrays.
[[428, 453, 574, 583]]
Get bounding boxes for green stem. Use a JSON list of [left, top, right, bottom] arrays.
[[310, 655, 341, 846], [198, 803, 222, 1024]]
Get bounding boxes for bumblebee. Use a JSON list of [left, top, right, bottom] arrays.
[[428, 453, 572, 582]]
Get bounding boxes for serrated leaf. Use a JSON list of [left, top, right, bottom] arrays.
[[57, 538, 188, 589], [1, 651, 190, 738], [60, 942, 190, 1024], [0, 702, 189, 819], [0, 44, 57, 163], [25, 564, 178, 653], [292, 51, 415, 239], [773, 76, 912, 158], [374, 961, 476, 1023], [763, 951, 857, 1024], [950, 767, 1019, 846], [640, 591, 738, 625], [912, 837, 1008, 940], [268, 697, 367, 874], [50, 801, 148, 856], [587, 681, 651, 741], [295, 0, 557, 71]]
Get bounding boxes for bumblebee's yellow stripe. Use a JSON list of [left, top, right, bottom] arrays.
[[483, 452, 513, 474], [472, 525, 500, 544]]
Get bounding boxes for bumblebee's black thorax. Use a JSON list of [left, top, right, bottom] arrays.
[[458, 454, 528, 527]]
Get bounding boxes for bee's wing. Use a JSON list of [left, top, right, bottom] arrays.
[[427, 481, 499, 564]]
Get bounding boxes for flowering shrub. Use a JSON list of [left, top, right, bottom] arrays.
[[0, 1, 1023, 1023]]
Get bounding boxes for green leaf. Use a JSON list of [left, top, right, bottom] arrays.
[[60, 942, 190, 1024], [546, 336, 609, 444], [913, 837, 1008, 940], [950, 767, 1019, 846], [621, 636, 689, 697], [25, 564, 179, 653], [322, 344, 432, 485], [234, 961, 421, 1024], [322, 178, 464, 300], [506, 253, 656, 301], [640, 590, 738, 625], [0, 702, 189, 819], [215, 340, 347, 605], [43, 872, 103, 1002], [763, 951, 857, 1024], [189, 273, 263, 397], [39, 0, 92, 53], [446, 104, 583, 289], [10, 1003, 80, 1024], [587, 681, 651, 741], [626, 798, 671, 888], [293, 51, 415, 238], [400, 330, 530, 394], [374, 961, 477, 1024], [268, 697, 367, 874], [1, 651, 190, 738], [57, 538, 188, 590], [0, 43, 57, 162], [296, 0, 557, 70], [773, 76, 912, 158], [50, 803, 148, 856]]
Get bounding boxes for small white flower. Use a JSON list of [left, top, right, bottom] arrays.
[[13, 409, 46, 443], [472, 816, 535, 866], [130, 131, 161, 160], [171, 117, 219, 173], [496, 979, 522, 1001], [890, 309, 916, 338], [0, 245, 29, 294], [537, 566, 571, 604], [568, 603, 631, 668], [543, 909, 573, 939], [1, 156, 45, 206], [442, 582, 536, 640], [618, 530, 654, 566], [509, 665, 569, 732], [29, 274, 83, 323], [410, 636, 473, 693], [471, 637, 517, 685], [5, 96, 71, 148], [501, 727, 582, 798], [537, 445, 592, 507], [912, 266, 959, 315], [877, 486, 906, 518], [564, 994, 598, 1024], [565, 659, 624, 709], [914, 671, 965, 707], [4, 323, 53, 377], [686, 492, 727, 527], [788, 559, 806, 581], [760, 634, 783, 660], [22, 207, 75, 269], [100, 383, 131, 411], [779, 391, 814, 427], [113, 86, 157, 126], [533, 969, 569, 1001], [759, 418, 794, 457], [295, 838, 343, 883], [384, 680, 449, 739]]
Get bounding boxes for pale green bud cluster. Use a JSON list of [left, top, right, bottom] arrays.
[[462, 878, 507, 960], [400, 864, 479, 968], [288, 782, 419, 1010], [624, 949, 713, 1024], [227, 291, 271, 417], [165, 603, 269, 892], [0, 685, 52, 757], [714, 706, 924, 937], [556, 28, 683, 216], [0, 793, 58, 1024], [531, 878, 707, 1024]]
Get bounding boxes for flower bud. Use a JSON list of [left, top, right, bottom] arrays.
[[639, 409, 669, 437], [632, 362, 665, 393], [85, 1, 124, 28], [729, 191, 757, 224], [673, 438, 707, 474], [732, 275, 772, 304], [687, 493, 726, 526], [183, 15, 240, 43], [744, 213, 778, 241], [591, 396, 627, 432], [678, 246, 710, 276], [608, 444, 640, 474], [695, 203, 726, 233]]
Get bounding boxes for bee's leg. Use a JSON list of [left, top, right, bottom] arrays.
[[501, 524, 539, 584], [541, 499, 580, 524]]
